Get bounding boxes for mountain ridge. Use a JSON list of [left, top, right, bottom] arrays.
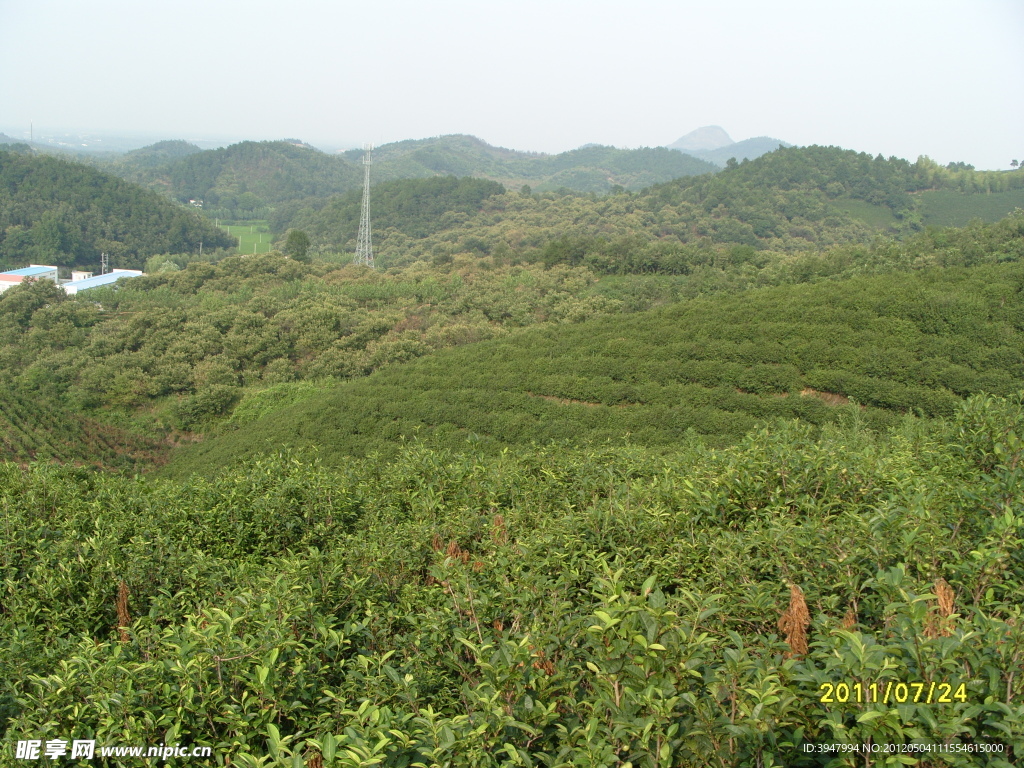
[[98, 134, 721, 215], [666, 125, 792, 166]]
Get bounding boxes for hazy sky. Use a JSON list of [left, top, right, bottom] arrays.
[[1, 0, 1021, 169]]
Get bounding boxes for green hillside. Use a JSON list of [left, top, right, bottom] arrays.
[[274, 145, 904, 267], [274, 176, 506, 244], [0, 252, 627, 464], [96, 137, 1024, 249], [165, 251, 1024, 476], [0, 149, 234, 271], [162, 140, 363, 217], [3, 213, 1020, 475], [286, 146, 1024, 271], [100, 135, 719, 220]]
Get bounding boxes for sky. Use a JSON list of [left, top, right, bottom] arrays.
[[1, 0, 1021, 169]]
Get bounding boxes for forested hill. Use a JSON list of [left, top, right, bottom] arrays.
[[343, 134, 720, 192], [114, 139, 204, 172], [98, 135, 1024, 230], [644, 145, 1024, 225], [272, 176, 507, 245], [0, 150, 234, 271], [278, 145, 1024, 268], [153, 140, 363, 216], [98, 135, 720, 218]]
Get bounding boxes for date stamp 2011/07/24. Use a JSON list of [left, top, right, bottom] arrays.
[[818, 680, 968, 705]]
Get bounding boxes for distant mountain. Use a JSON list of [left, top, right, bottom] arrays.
[[668, 126, 734, 151], [346, 134, 720, 193], [96, 134, 721, 216], [691, 137, 793, 166], [122, 140, 204, 167], [667, 126, 792, 167]]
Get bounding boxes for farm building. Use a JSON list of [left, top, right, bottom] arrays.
[[0, 265, 59, 294], [62, 269, 143, 295]]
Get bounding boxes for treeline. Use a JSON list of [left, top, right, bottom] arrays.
[[0, 149, 233, 271], [631, 146, 1024, 245], [2, 394, 1021, 764], [535, 203, 1024, 278], [109, 139, 205, 172]]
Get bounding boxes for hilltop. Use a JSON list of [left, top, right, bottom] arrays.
[[118, 139, 204, 168], [667, 125, 793, 167], [92, 135, 719, 218], [344, 134, 719, 193]]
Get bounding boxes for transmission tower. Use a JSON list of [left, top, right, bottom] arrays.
[[354, 144, 375, 268]]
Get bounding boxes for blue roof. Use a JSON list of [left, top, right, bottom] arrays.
[[3, 266, 56, 277], [66, 271, 143, 291]]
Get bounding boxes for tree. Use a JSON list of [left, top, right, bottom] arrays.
[[284, 229, 311, 261]]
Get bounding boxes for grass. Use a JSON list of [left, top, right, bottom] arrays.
[[222, 220, 274, 255]]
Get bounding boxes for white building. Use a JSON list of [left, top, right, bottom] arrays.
[[62, 269, 143, 295], [0, 265, 59, 294]]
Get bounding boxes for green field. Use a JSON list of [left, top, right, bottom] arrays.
[[222, 219, 274, 254], [832, 197, 897, 229], [919, 188, 1024, 227]]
